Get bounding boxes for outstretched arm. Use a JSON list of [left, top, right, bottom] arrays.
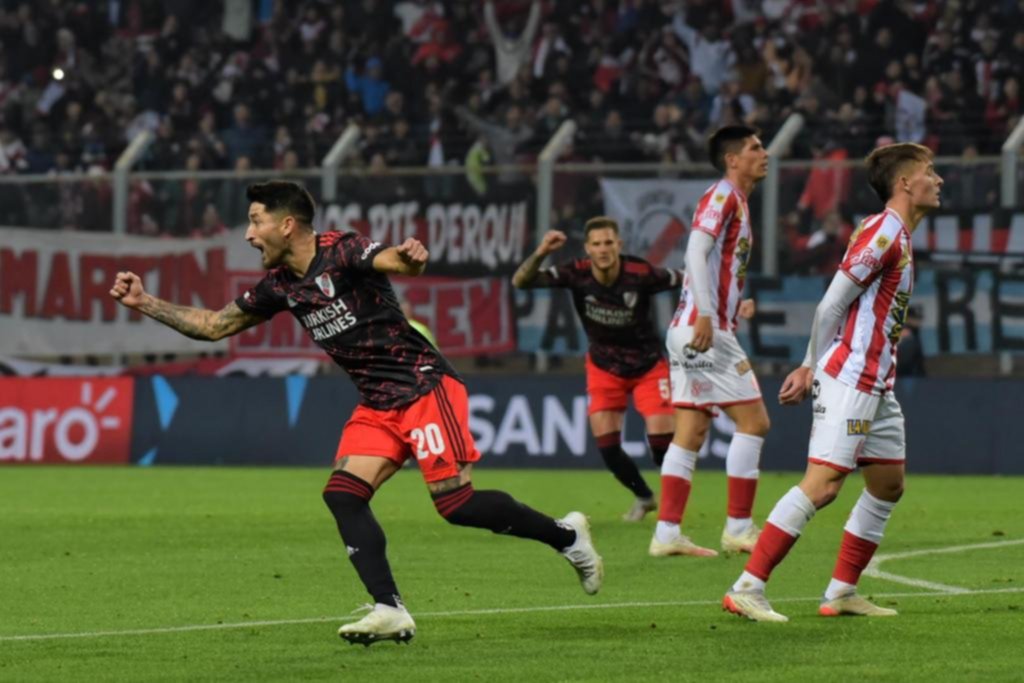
[[109, 271, 264, 341], [512, 230, 567, 288]]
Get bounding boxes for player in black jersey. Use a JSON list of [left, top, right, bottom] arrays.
[[109, 180, 602, 646], [513, 217, 682, 521]]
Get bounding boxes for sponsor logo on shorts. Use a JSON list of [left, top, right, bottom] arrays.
[[813, 403, 826, 415], [683, 346, 700, 360], [811, 380, 821, 399], [683, 360, 713, 370], [846, 419, 872, 435], [691, 380, 714, 397]]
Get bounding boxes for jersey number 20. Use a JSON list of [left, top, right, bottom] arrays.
[[411, 423, 446, 460]]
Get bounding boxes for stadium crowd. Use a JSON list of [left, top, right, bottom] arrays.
[[0, 0, 1021, 243]]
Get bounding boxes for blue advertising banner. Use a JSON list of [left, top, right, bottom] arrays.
[[128, 375, 1024, 475]]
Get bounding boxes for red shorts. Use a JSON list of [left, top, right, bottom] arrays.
[[335, 374, 482, 483], [585, 356, 672, 417]]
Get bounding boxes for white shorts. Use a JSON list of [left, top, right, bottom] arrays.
[[807, 370, 906, 473], [666, 324, 761, 414]]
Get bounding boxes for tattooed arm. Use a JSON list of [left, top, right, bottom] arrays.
[[109, 271, 264, 341], [512, 230, 567, 289]]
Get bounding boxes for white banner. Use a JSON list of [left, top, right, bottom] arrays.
[[0, 227, 256, 356], [599, 178, 714, 269]]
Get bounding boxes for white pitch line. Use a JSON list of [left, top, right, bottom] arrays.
[[2, 586, 1023, 643], [864, 538, 1024, 594]]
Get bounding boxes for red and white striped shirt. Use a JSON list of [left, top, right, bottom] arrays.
[[674, 179, 753, 331], [821, 208, 915, 395]]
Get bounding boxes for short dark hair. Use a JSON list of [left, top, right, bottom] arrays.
[[246, 181, 316, 226], [865, 142, 933, 202], [584, 216, 619, 238], [708, 125, 760, 172]]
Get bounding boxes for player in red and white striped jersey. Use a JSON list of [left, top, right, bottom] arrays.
[[655, 125, 772, 559], [724, 142, 943, 622]]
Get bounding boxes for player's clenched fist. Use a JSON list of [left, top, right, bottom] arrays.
[[396, 238, 429, 267], [536, 230, 567, 256], [109, 271, 147, 308]]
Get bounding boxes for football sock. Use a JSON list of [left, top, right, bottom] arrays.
[[432, 484, 577, 551], [322, 471, 400, 608], [655, 444, 697, 539], [734, 486, 816, 591], [596, 432, 653, 499], [824, 490, 896, 600], [726, 433, 762, 532], [646, 432, 673, 468]]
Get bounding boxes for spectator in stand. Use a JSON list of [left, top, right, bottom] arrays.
[[796, 138, 852, 222], [455, 103, 533, 186], [591, 110, 644, 164], [384, 119, 422, 167], [784, 209, 853, 277], [346, 56, 391, 117], [941, 143, 997, 211], [484, 0, 542, 86], [222, 103, 267, 167], [671, 5, 735, 95]]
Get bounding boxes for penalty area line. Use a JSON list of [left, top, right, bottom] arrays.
[[2, 586, 1023, 643]]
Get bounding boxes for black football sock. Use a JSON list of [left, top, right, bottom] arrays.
[[322, 471, 401, 608], [596, 432, 654, 498], [432, 484, 576, 551], [647, 432, 673, 468]]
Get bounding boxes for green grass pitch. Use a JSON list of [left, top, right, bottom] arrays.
[[1, 467, 1022, 682]]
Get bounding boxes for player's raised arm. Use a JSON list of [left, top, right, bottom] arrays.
[[372, 238, 429, 276], [512, 230, 567, 288], [109, 271, 264, 341]]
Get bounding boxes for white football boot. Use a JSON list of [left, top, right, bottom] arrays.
[[338, 602, 416, 646], [559, 512, 604, 595], [722, 590, 789, 622]]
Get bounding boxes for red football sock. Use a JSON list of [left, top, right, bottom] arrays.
[[832, 530, 880, 585], [657, 475, 692, 524], [744, 522, 799, 581], [727, 476, 758, 519]]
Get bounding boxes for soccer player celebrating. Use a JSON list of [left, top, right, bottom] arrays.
[[723, 143, 942, 622], [655, 125, 771, 558], [109, 181, 603, 645], [513, 218, 684, 521]]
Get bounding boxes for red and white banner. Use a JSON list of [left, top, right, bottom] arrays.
[[600, 178, 714, 269], [0, 377, 134, 463], [0, 227, 238, 356], [394, 276, 516, 356], [2, 227, 518, 359]]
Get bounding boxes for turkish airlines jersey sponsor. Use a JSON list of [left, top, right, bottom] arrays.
[[236, 231, 457, 409], [673, 179, 753, 331], [820, 209, 914, 395], [543, 255, 682, 377]]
